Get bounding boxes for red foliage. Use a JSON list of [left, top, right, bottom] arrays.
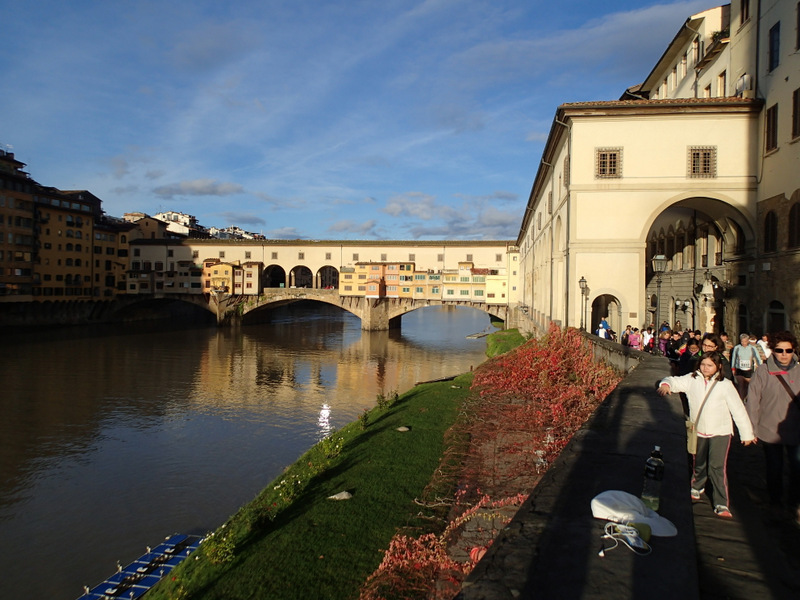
[[360, 325, 621, 599]]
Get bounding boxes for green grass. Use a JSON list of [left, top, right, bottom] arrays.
[[147, 373, 474, 600], [485, 328, 526, 357]]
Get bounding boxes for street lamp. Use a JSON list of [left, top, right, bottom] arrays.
[[578, 276, 588, 330], [651, 254, 668, 328]]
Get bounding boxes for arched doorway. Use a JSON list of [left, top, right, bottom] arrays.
[[591, 294, 622, 337], [263, 265, 287, 288]]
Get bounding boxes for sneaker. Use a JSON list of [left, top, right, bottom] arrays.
[[690, 488, 703, 501], [714, 505, 733, 518]]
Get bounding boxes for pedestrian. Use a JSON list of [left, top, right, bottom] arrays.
[[595, 323, 609, 339], [697, 333, 734, 380], [621, 325, 632, 346], [731, 333, 763, 399], [628, 327, 642, 350], [719, 332, 733, 361], [746, 330, 800, 525], [757, 334, 772, 360], [677, 338, 701, 375], [642, 326, 654, 353], [658, 351, 756, 518]]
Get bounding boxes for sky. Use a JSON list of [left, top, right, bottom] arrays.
[[1, 0, 714, 240]]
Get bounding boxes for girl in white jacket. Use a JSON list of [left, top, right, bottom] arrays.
[[658, 351, 756, 518]]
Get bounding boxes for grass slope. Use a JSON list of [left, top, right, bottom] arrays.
[[147, 374, 474, 600]]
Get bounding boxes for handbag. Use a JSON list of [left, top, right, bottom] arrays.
[[685, 379, 718, 455]]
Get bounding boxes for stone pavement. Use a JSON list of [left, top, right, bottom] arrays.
[[456, 354, 800, 600]]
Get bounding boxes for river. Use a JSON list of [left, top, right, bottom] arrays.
[[0, 302, 490, 600]]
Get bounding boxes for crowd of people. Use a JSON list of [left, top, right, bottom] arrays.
[[594, 319, 799, 527]]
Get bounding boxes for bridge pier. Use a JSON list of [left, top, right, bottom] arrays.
[[360, 300, 401, 331]]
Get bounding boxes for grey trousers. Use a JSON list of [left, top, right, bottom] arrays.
[[692, 435, 732, 508]]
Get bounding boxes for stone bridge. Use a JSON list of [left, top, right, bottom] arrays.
[[210, 288, 509, 330]]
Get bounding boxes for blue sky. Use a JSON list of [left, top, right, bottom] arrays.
[[1, 0, 712, 240]]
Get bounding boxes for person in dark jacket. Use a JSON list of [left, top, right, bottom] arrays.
[[677, 339, 701, 375]]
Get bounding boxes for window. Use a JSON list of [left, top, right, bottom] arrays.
[[466, 254, 473, 262], [244, 251, 251, 259], [703, 84, 712, 98], [475, 290, 484, 297], [219, 251, 225, 259], [768, 22, 780, 72], [789, 203, 800, 248], [447, 289, 454, 295], [192, 250, 199, 259], [764, 210, 778, 252], [298, 252, 304, 260], [460, 290, 470, 296], [415, 287, 424, 293], [134, 248, 141, 257], [402, 287, 410, 293], [681, 53, 687, 78], [437, 254, 444, 262], [353, 253, 359, 261], [688, 146, 717, 178], [168, 249, 175, 257], [408, 253, 415, 261], [718, 70, 726, 97], [595, 148, 622, 178], [495, 254, 502, 262], [793, 88, 800, 139], [272, 252, 278, 259], [797, 1, 800, 50], [766, 104, 779, 151]]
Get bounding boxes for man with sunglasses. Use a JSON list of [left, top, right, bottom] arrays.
[[746, 331, 800, 525]]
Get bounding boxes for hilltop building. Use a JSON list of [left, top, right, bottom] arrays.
[[517, 1, 799, 338]]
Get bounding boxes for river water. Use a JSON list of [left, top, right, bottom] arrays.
[[0, 303, 490, 600]]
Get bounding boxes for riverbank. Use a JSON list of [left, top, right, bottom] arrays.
[[146, 374, 477, 599], [147, 326, 620, 599]]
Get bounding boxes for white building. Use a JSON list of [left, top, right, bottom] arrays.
[[517, 1, 799, 338]]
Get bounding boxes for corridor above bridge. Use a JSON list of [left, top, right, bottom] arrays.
[[124, 239, 521, 328]]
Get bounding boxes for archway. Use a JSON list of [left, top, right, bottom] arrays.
[[316, 266, 339, 289], [591, 294, 622, 337], [290, 266, 313, 288], [263, 265, 286, 288], [644, 198, 753, 334]]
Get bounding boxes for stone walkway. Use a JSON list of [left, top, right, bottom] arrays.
[[693, 437, 800, 599], [456, 354, 800, 600]]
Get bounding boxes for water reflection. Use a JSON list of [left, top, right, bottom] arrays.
[[0, 303, 489, 600]]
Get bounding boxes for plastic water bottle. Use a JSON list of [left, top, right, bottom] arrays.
[[641, 446, 664, 511]]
